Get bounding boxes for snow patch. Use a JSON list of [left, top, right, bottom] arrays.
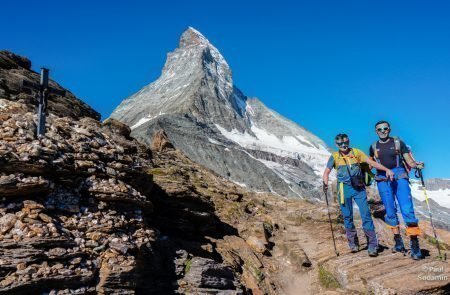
[[131, 112, 165, 130], [410, 180, 450, 209], [131, 117, 153, 130], [207, 137, 221, 145], [231, 180, 247, 187], [214, 123, 330, 176]]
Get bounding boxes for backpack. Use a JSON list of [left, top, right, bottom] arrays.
[[333, 149, 374, 186]]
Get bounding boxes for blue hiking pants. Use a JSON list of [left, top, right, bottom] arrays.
[[376, 167, 419, 227], [338, 183, 375, 231]]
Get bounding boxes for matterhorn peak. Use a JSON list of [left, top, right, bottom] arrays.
[[179, 27, 211, 48], [110, 28, 332, 200]]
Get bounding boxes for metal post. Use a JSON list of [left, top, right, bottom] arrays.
[[37, 68, 49, 137]]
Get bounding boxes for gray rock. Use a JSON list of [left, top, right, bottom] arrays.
[[183, 257, 238, 291]]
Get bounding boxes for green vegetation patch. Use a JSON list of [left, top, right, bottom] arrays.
[[184, 258, 192, 274], [147, 168, 166, 175], [425, 235, 450, 250], [318, 265, 340, 289]]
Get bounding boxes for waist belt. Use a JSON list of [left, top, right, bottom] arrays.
[[375, 172, 409, 182]]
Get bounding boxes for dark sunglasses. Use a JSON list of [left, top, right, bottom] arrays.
[[336, 141, 349, 146], [376, 127, 390, 132]]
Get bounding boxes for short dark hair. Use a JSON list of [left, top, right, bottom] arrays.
[[375, 120, 390, 128], [334, 133, 349, 141]]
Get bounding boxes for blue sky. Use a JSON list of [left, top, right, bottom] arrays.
[[2, 1, 449, 178]]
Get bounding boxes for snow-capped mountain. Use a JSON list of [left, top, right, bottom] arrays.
[[110, 27, 330, 200]]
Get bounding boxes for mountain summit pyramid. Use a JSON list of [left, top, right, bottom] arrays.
[[110, 27, 330, 199]]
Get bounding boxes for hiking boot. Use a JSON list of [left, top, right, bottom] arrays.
[[364, 229, 379, 257], [392, 234, 405, 253], [345, 228, 359, 251], [368, 247, 378, 257], [410, 236, 423, 260]]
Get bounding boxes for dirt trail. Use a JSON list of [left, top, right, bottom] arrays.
[[267, 198, 450, 294]]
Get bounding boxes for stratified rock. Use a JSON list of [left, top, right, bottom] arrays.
[[150, 129, 174, 152], [181, 257, 241, 293], [0, 95, 154, 293]]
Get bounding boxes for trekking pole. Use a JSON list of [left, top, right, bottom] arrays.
[[415, 168, 446, 261], [323, 186, 339, 257]]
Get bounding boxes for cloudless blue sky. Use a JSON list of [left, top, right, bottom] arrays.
[[2, 1, 449, 178]]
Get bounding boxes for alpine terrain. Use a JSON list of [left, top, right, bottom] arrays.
[[1, 47, 449, 294], [110, 27, 330, 200], [110, 28, 450, 229]]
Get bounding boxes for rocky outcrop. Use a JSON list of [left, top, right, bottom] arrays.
[[150, 130, 174, 152], [0, 50, 100, 120], [424, 178, 450, 191], [0, 99, 154, 294]]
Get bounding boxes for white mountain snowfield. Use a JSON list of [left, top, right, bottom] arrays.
[[410, 180, 450, 209], [214, 122, 330, 176]]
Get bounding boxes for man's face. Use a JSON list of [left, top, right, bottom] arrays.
[[335, 137, 350, 152], [375, 123, 390, 139]]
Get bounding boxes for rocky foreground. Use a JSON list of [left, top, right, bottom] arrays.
[[1, 51, 449, 294]]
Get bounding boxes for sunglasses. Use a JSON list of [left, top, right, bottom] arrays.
[[336, 141, 349, 146], [376, 127, 390, 132]]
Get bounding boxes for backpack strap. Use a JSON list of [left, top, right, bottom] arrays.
[[339, 148, 360, 177], [392, 136, 403, 168], [332, 152, 339, 170], [371, 142, 380, 163]]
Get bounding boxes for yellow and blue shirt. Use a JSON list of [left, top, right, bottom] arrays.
[[326, 148, 368, 185]]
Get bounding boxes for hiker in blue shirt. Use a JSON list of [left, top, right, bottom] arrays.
[[370, 120, 425, 260]]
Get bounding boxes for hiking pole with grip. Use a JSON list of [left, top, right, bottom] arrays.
[[323, 186, 339, 257], [415, 168, 446, 261]]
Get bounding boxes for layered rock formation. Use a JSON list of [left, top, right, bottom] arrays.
[[0, 98, 156, 293]]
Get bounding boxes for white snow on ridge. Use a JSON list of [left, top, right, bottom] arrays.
[[230, 180, 247, 187], [207, 137, 221, 145], [130, 112, 166, 130], [410, 180, 450, 209], [131, 117, 154, 130], [214, 121, 330, 176], [214, 124, 329, 156]]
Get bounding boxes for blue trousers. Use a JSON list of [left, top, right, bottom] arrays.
[[339, 183, 375, 231], [376, 167, 419, 227]]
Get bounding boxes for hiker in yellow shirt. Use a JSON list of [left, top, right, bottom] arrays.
[[323, 134, 394, 256]]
